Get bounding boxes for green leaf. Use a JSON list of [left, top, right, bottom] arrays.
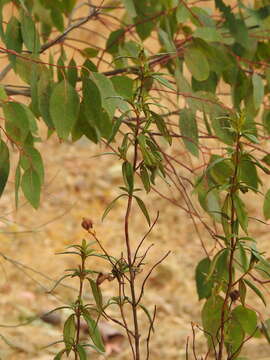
[[244, 279, 266, 306], [111, 76, 133, 99], [234, 195, 248, 233], [80, 47, 99, 58], [67, 58, 78, 88], [193, 27, 223, 42], [252, 73, 264, 110], [184, 46, 210, 81], [53, 349, 65, 360], [239, 279, 247, 306], [151, 111, 172, 145], [51, 7, 64, 32], [20, 146, 44, 185], [15, 164, 21, 209], [140, 165, 151, 193], [0, 86, 8, 102], [63, 314, 76, 355], [5, 17, 22, 65], [77, 345, 87, 360], [176, 3, 190, 23], [122, 161, 134, 193], [263, 189, 270, 220], [134, 196, 151, 226], [20, 10, 40, 53], [195, 257, 213, 300], [3, 102, 32, 142], [239, 155, 258, 190], [82, 77, 102, 129], [0, 140, 10, 197], [38, 70, 54, 129], [108, 114, 125, 144], [202, 295, 226, 346], [232, 305, 257, 335], [50, 81, 80, 140], [179, 108, 199, 157], [21, 168, 41, 209], [263, 109, 270, 134], [102, 194, 126, 221], [121, 0, 137, 17], [92, 71, 121, 118], [152, 75, 175, 91], [106, 29, 125, 54], [221, 194, 232, 239], [82, 310, 105, 353], [88, 278, 103, 311], [225, 316, 244, 356]]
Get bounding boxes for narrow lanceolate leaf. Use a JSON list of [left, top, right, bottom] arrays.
[[244, 279, 266, 306], [252, 73, 264, 110], [263, 189, 270, 220], [21, 168, 41, 209], [134, 196, 151, 226], [50, 81, 80, 140], [221, 194, 232, 240], [234, 195, 248, 233], [151, 111, 172, 145], [0, 140, 10, 197], [20, 10, 40, 52], [82, 309, 105, 353], [140, 165, 151, 193], [184, 46, 210, 81], [179, 109, 199, 157], [63, 314, 76, 355], [88, 278, 103, 311], [53, 349, 65, 360], [77, 345, 87, 360], [122, 161, 134, 193]]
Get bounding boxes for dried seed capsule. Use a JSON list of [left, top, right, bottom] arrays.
[[81, 217, 93, 231]]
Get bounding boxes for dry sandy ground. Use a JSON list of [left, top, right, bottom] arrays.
[[1, 1, 270, 359], [0, 134, 270, 360]]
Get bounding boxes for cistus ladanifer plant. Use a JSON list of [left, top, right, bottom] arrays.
[[1, 0, 270, 359]]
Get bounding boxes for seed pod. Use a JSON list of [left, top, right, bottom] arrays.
[[81, 217, 93, 231]]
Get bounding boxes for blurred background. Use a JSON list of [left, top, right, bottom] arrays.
[[1, 1, 270, 359]]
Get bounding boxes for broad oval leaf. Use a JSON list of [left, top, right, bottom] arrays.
[[232, 305, 257, 335], [179, 108, 199, 157], [50, 81, 80, 140], [184, 46, 210, 81], [20, 10, 40, 52], [195, 257, 213, 300], [21, 168, 41, 209], [3, 102, 33, 142]]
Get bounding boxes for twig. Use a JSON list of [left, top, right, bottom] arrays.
[[136, 251, 170, 305]]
